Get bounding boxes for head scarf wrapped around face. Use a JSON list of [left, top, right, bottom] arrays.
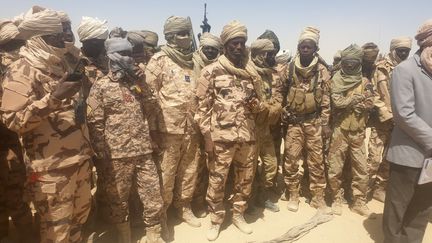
[[18, 10, 66, 76], [105, 37, 134, 73], [163, 16, 191, 36], [258, 29, 280, 52], [298, 26, 320, 45], [220, 20, 247, 45], [0, 20, 20, 44], [127, 30, 159, 47], [362, 42, 379, 62], [331, 44, 364, 94], [250, 39, 274, 71], [77, 16, 108, 42], [387, 36, 412, 65], [199, 32, 222, 50], [415, 19, 432, 48], [17, 9, 63, 40]]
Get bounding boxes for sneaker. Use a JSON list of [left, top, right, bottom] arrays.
[[351, 203, 375, 218]]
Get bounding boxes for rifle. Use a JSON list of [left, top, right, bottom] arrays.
[[200, 3, 211, 34], [187, 17, 198, 52]]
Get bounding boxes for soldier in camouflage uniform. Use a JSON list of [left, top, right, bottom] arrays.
[[249, 39, 283, 212], [191, 32, 222, 218], [328, 44, 376, 217], [195, 20, 263, 241], [77, 16, 109, 86], [0, 19, 34, 243], [1, 10, 92, 242], [87, 37, 164, 243], [367, 37, 412, 202], [281, 26, 331, 212], [145, 16, 201, 234], [126, 29, 162, 232]]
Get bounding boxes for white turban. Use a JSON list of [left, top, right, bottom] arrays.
[[163, 16, 191, 35], [17, 9, 63, 40], [199, 32, 222, 49], [77, 16, 109, 42], [0, 20, 20, 44], [57, 11, 70, 23], [390, 37, 412, 51], [220, 20, 247, 45], [298, 26, 320, 45], [250, 39, 274, 53]]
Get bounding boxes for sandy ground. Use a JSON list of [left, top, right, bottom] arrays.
[[168, 198, 432, 243]]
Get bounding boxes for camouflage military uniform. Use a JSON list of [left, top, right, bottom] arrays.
[[1, 58, 93, 243], [367, 60, 394, 193], [0, 51, 34, 240], [145, 51, 200, 212], [195, 60, 259, 224], [328, 77, 374, 204], [86, 73, 163, 226], [281, 61, 330, 204], [254, 67, 283, 192]]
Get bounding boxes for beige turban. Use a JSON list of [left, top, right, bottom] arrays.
[[362, 42, 379, 62], [0, 20, 20, 44], [250, 39, 274, 53], [341, 44, 363, 61], [18, 9, 62, 40], [57, 11, 70, 23], [298, 26, 320, 45], [163, 16, 191, 35], [127, 30, 158, 47], [415, 19, 432, 48], [390, 36, 412, 51], [77, 16, 109, 42], [220, 20, 247, 45], [275, 49, 292, 64], [199, 32, 222, 49]]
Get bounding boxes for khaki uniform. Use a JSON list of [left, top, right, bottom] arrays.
[[254, 68, 283, 190], [145, 52, 200, 210], [328, 77, 374, 202], [86, 74, 163, 225], [195, 61, 258, 224], [282, 62, 330, 196], [367, 60, 394, 190], [0, 51, 33, 240], [1, 58, 92, 243]]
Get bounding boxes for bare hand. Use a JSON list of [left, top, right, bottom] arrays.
[[52, 72, 82, 100]]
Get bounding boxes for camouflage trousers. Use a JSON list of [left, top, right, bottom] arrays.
[[328, 127, 368, 201], [207, 142, 256, 224], [27, 160, 91, 243], [160, 133, 200, 210], [283, 123, 326, 193], [98, 154, 163, 226], [0, 146, 33, 238], [255, 132, 278, 189], [367, 126, 391, 189], [193, 143, 208, 205]]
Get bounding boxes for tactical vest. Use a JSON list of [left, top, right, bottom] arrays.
[[286, 62, 323, 115]]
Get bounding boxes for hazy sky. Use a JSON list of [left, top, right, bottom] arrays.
[[1, 0, 431, 62]]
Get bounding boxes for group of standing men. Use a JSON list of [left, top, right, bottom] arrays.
[[0, 5, 431, 243]]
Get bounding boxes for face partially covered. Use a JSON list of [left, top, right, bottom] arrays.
[[42, 32, 65, 48], [341, 58, 361, 75], [395, 47, 411, 61], [202, 45, 219, 60], [82, 39, 105, 58], [62, 21, 74, 43]]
